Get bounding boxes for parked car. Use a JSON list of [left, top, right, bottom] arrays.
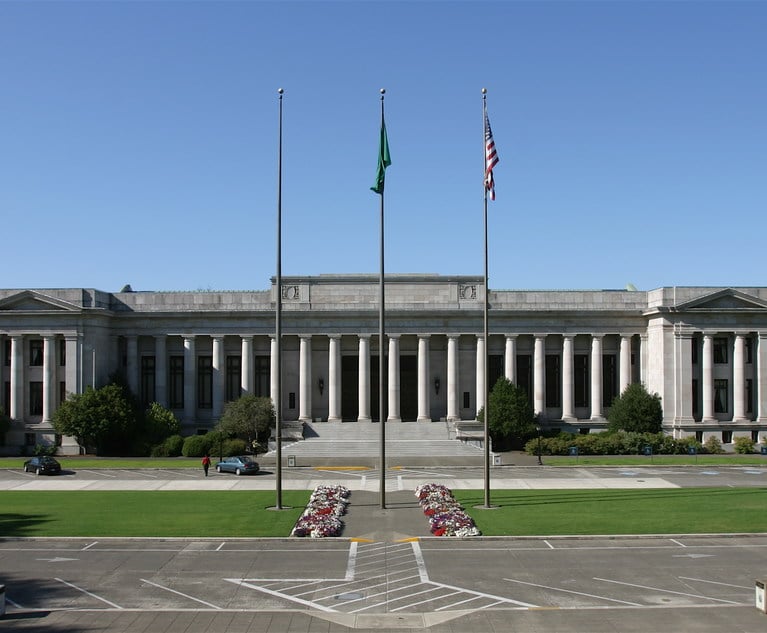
[[215, 455, 260, 476], [23, 456, 62, 476]]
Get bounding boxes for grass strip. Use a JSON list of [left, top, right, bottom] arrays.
[[0, 491, 309, 538], [457, 488, 767, 536]]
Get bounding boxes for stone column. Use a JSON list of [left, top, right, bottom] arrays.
[[675, 331, 695, 424], [328, 335, 342, 422], [504, 335, 517, 384], [64, 335, 79, 397], [533, 335, 545, 416], [357, 335, 371, 422], [387, 335, 401, 422], [299, 335, 312, 422], [212, 336, 225, 419], [702, 334, 715, 421], [619, 335, 632, 395], [757, 332, 767, 423], [154, 335, 167, 407], [733, 334, 747, 422], [42, 335, 56, 423], [125, 335, 139, 396], [417, 335, 431, 421], [590, 335, 604, 420], [475, 335, 485, 415], [561, 335, 575, 421], [183, 336, 196, 424], [10, 335, 23, 420], [639, 333, 648, 385], [447, 335, 459, 421], [241, 336, 254, 395]]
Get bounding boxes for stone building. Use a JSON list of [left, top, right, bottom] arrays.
[[1, 274, 766, 455]]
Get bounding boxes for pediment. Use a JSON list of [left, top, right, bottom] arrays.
[[675, 288, 767, 312], [0, 291, 82, 312]]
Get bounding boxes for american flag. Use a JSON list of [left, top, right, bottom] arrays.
[[484, 110, 499, 200]]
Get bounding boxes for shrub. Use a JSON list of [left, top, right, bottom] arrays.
[[150, 434, 184, 457], [182, 434, 212, 457], [703, 436, 724, 454], [733, 436, 755, 454], [221, 438, 248, 456]]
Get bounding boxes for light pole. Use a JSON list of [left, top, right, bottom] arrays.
[[536, 424, 543, 465]]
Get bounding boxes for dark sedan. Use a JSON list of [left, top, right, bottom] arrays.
[[215, 455, 260, 475], [23, 456, 62, 475]]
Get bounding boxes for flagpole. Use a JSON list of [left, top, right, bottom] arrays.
[[275, 87, 284, 510], [482, 88, 491, 508], [378, 88, 387, 510]]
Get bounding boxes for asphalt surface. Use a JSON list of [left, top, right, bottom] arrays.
[[1, 465, 767, 632]]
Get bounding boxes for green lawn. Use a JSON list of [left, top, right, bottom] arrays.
[[1, 488, 765, 538], [0, 491, 308, 537], [458, 488, 767, 536]]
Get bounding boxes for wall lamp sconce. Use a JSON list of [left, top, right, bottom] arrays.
[[434, 377, 440, 395], [318, 378, 324, 395]]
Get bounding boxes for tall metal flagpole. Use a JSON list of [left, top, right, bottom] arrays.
[[275, 87, 284, 510], [378, 88, 387, 510], [482, 88, 491, 508]]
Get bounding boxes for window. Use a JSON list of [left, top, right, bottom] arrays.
[[59, 339, 66, 366], [169, 356, 184, 409], [29, 381, 43, 415], [746, 378, 753, 414], [288, 392, 296, 409], [226, 356, 242, 402], [746, 338, 753, 364], [752, 430, 759, 443], [516, 355, 532, 404], [198, 356, 212, 408], [721, 430, 732, 444], [713, 338, 728, 364], [30, 340, 43, 366], [574, 354, 589, 408], [692, 379, 699, 418], [691, 339, 698, 365], [695, 431, 703, 442], [254, 356, 270, 398], [59, 381, 66, 407], [714, 379, 728, 413], [141, 356, 156, 406], [545, 355, 560, 407], [463, 391, 471, 409], [3, 339, 9, 366], [602, 354, 617, 407]]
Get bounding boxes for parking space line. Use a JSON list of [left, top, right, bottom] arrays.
[[503, 577, 642, 606], [77, 469, 117, 478], [678, 576, 752, 590], [55, 577, 123, 609], [140, 578, 221, 609], [593, 577, 743, 604], [670, 538, 686, 547], [81, 542, 98, 550]]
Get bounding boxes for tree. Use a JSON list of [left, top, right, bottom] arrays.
[[144, 402, 181, 445], [478, 377, 536, 450], [607, 383, 663, 434], [52, 384, 139, 454], [216, 395, 275, 449]]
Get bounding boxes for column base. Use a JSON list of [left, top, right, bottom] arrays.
[[386, 416, 402, 423], [357, 416, 372, 423], [327, 416, 342, 423], [417, 416, 431, 422]]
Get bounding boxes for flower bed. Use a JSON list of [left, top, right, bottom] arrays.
[[415, 483, 481, 537], [291, 484, 351, 538]]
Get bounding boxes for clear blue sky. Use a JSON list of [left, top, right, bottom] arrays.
[[2, 0, 765, 293]]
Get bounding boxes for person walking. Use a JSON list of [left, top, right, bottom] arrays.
[[201, 453, 211, 477]]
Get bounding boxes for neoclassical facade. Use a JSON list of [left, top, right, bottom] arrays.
[[1, 275, 766, 455]]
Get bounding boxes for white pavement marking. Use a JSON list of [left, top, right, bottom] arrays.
[[678, 577, 753, 590], [81, 541, 98, 550], [5, 596, 23, 609], [345, 541, 358, 581], [78, 469, 117, 477], [225, 579, 337, 612], [669, 538, 686, 547], [503, 577, 642, 606], [593, 577, 744, 605], [140, 578, 222, 609], [55, 577, 123, 609]]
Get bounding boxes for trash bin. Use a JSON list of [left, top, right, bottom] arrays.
[[287, 455, 296, 468], [756, 579, 766, 613], [0, 583, 5, 617], [492, 454, 502, 466]]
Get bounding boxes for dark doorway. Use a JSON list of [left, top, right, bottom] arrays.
[[400, 355, 417, 421], [341, 355, 358, 421]]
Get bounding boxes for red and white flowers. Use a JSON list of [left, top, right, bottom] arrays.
[[415, 483, 481, 537], [291, 484, 351, 538]]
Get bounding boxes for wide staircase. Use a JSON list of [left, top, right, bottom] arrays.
[[269, 420, 484, 467]]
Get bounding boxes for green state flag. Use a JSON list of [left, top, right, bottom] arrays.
[[370, 119, 391, 195]]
